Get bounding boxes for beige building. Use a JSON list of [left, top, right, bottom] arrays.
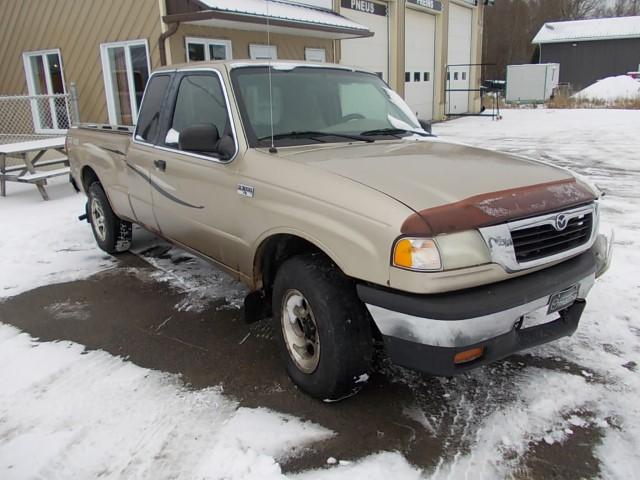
[[0, 0, 487, 130]]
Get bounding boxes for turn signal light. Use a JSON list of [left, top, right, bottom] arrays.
[[454, 347, 484, 365], [392, 238, 442, 271]]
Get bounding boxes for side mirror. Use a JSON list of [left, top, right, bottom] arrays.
[[418, 119, 432, 134], [179, 124, 220, 153], [217, 135, 236, 160]]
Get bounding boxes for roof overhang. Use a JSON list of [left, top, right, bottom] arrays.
[[163, 0, 373, 40], [533, 34, 640, 45], [532, 16, 640, 44]]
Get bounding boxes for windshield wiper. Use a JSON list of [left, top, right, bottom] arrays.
[[258, 131, 374, 143], [360, 128, 429, 137]]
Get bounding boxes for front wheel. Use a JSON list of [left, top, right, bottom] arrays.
[[88, 182, 132, 254], [272, 254, 373, 401]]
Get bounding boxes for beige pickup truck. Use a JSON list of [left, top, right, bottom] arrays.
[[67, 60, 612, 401]]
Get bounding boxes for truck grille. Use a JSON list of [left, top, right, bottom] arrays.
[[512, 213, 593, 263]]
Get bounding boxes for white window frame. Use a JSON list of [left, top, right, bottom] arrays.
[[100, 39, 151, 125], [249, 44, 278, 60], [22, 48, 68, 134], [185, 37, 233, 62], [304, 47, 326, 63]]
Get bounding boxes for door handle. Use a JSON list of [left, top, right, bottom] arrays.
[[154, 159, 166, 172]]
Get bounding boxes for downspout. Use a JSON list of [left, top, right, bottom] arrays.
[[159, 21, 180, 66]]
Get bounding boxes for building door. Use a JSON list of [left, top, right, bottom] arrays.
[[100, 40, 150, 125], [339, 0, 389, 81], [404, 8, 436, 120], [23, 49, 69, 133], [446, 3, 472, 114]]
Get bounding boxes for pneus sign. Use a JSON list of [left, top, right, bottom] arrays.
[[341, 0, 387, 16], [407, 0, 443, 12]]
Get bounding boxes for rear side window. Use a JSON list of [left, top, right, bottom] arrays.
[[134, 74, 170, 144], [166, 74, 230, 149]]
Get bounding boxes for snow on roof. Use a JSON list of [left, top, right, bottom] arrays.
[[196, 0, 369, 33], [533, 16, 640, 44]]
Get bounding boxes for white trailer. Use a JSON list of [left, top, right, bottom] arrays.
[[505, 63, 560, 104]]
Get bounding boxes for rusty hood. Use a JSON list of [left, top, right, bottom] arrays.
[[279, 139, 598, 235]]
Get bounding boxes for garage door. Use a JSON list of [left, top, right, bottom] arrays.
[[446, 3, 472, 114], [404, 8, 436, 120], [339, 0, 389, 81]]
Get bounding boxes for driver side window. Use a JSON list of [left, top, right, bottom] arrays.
[[165, 73, 232, 157]]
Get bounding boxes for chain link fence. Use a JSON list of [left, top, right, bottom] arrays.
[[0, 90, 79, 146]]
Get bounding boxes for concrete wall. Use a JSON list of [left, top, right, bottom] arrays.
[[540, 38, 640, 91]]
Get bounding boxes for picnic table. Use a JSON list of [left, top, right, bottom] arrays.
[[0, 137, 69, 201]]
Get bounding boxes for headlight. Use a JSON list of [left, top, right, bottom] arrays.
[[393, 238, 442, 271], [392, 231, 491, 272]]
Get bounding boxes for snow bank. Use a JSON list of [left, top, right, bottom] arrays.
[[574, 75, 640, 102], [0, 324, 333, 479]]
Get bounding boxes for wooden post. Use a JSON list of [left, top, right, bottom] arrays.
[[69, 82, 80, 125]]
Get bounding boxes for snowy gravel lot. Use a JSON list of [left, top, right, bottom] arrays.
[[0, 109, 638, 479]]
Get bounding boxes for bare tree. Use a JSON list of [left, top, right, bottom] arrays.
[[559, 0, 600, 19], [482, 0, 617, 80], [596, 0, 640, 16]]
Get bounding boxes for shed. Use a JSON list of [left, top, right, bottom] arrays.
[[532, 16, 640, 91]]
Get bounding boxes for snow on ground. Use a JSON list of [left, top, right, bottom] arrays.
[[0, 321, 333, 480], [574, 75, 640, 102], [0, 181, 115, 298], [433, 109, 640, 478], [1, 108, 639, 478]]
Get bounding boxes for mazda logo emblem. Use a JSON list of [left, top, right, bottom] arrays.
[[554, 214, 569, 231]]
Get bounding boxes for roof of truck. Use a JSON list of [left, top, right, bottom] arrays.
[[155, 59, 373, 74]]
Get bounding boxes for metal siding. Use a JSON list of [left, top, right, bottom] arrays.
[[169, 24, 335, 63], [0, 0, 162, 124], [540, 38, 640, 91]]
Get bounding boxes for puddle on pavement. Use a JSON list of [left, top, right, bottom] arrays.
[[0, 247, 607, 475]]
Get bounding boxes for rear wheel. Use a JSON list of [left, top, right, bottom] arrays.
[[88, 182, 132, 254], [272, 254, 373, 401]]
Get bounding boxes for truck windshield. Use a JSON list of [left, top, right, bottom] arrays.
[[230, 66, 425, 147]]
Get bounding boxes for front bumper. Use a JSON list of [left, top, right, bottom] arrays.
[[358, 237, 611, 376]]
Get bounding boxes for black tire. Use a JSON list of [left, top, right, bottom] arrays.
[[87, 182, 132, 254], [272, 254, 373, 401]]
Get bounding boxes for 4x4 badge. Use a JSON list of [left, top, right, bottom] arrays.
[[237, 184, 255, 198], [554, 214, 569, 231]]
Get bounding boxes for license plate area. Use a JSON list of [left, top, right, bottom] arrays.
[[520, 284, 580, 330], [547, 284, 579, 314]]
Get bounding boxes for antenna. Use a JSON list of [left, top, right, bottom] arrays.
[[265, 0, 277, 154]]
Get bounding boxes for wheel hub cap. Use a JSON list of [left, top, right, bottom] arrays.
[[90, 198, 107, 242], [282, 290, 320, 374]]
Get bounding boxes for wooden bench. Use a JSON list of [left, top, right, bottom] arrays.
[[16, 166, 71, 183], [0, 137, 68, 200]]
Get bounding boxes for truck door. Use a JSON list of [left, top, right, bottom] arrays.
[[127, 73, 172, 232], [147, 69, 241, 270]]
